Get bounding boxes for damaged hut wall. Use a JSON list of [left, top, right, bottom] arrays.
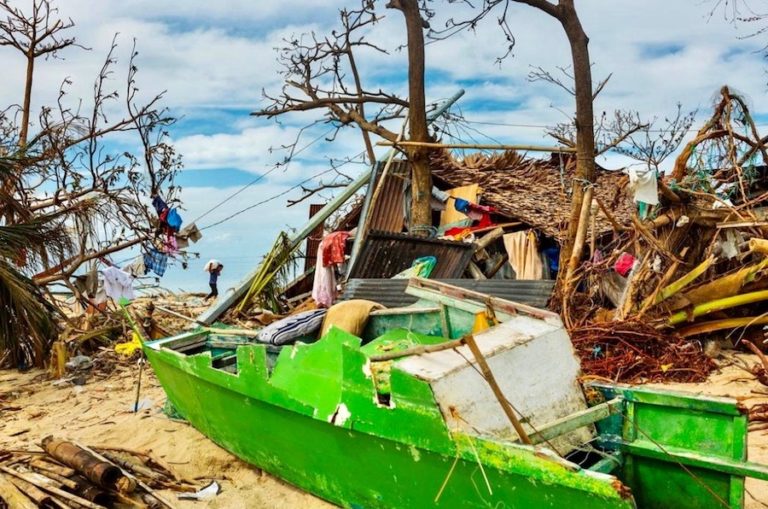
[[349, 231, 474, 279], [304, 204, 325, 272], [367, 161, 409, 234]]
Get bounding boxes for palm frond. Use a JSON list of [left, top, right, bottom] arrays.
[[0, 260, 58, 369], [236, 232, 301, 314]]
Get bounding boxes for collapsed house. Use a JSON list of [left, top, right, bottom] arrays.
[[195, 86, 768, 386]]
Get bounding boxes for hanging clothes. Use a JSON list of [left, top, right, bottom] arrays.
[[628, 168, 659, 206], [144, 248, 168, 277], [164, 232, 179, 254], [179, 223, 203, 243], [312, 249, 336, 308], [152, 195, 168, 215], [126, 257, 147, 277], [166, 208, 183, 232], [101, 266, 135, 302], [503, 231, 544, 280], [320, 231, 351, 267]]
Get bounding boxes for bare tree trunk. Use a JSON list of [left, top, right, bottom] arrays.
[[558, 2, 596, 273], [19, 51, 34, 148], [388, 0, 432, 236]]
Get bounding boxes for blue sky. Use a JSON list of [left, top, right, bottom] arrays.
[[2, 0, 767, 294]]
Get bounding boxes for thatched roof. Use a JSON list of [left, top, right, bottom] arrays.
[[430, 150, 633, 240]]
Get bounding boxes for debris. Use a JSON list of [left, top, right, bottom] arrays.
[[0, 437, 201, 509], [572, 321, 715, 383], [178, 480, 221, 501]]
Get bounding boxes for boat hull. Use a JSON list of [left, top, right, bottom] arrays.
[[145, 343, 634, 509]]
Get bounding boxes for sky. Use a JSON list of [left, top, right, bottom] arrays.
[[1, 0, 767, 294]]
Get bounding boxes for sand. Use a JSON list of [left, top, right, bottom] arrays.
[[1, 352, 767, 508], [0, 367, 331, 509]]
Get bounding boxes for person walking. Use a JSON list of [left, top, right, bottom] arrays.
[[204, 260, 223, 301]]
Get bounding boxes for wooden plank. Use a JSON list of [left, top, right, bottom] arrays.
[[377, 140, 577, 153], [621, 440, 768, 482], [526, 398, 623, 445], [369, 307, 440, 316], [406, 278, 559, 321]]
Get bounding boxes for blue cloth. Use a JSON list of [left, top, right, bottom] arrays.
[[152, 195, 168, 215], [166, 208, 183, 232], [543, 247, 560, 273], [209, 270, 220, 285], [453, 198, 470, 213], [143, 248, 168, 277]]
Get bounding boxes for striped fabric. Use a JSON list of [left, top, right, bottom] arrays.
[[257, 309, 327, 346]]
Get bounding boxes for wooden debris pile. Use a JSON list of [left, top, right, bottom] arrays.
[[567, 87, 768, 382], [572, 321, 715, 383], [0, 437, 205, 508]]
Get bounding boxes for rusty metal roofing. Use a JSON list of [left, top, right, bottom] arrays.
[[367, 161, 408, 233], [341, 279, 554, 309], [304, 203, 325, 272], [348, 230, 474, 279]]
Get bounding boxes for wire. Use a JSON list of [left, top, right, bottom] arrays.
[[199, 150, 367, 231], [189, 126, 337, 225]]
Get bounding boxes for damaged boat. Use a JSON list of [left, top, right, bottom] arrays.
[[144, 279, 768, 508]]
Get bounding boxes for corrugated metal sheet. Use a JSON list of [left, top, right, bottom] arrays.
[[348, 231, 474, 279], [341, 279, 554, 309], [367, 161, 408, 233]]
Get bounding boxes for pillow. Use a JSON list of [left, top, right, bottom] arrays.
[[319, 299, 384, 338], [257, 309, 327, 346]]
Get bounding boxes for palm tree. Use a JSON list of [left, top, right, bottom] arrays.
[[0, 157, 71, 368]]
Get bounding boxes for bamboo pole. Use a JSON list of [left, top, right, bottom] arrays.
[[638, 247, 689, 317], [9, 472, 58, 505], [29, 459, 76, 478], [154, 306, 204, 325], [464, 335, 532, 445], [667, 290, 768, 326], [0, 473, 37, 509], [75, 442, 177, 509], [656, 255, 716, 304], [678, 316, 768, 338], [0, 466, 104, 509], [749, 238, 768, 255], [377, 140, 577, 153], [683, 258, 768, 306]]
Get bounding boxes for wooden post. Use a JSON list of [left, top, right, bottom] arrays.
[[463, 335, 532, 445]]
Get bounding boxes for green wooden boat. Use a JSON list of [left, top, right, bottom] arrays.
[[144, 279, 768, 508]]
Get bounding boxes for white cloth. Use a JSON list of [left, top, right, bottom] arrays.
[[503, 231, 544, 280], [628, 168, 659, 206], [101, 266, 135, 302], [312, 250, 336, 308]]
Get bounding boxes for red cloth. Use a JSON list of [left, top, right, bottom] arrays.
[[320, 231, 351, 267], [614, 252, 636, 277]]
